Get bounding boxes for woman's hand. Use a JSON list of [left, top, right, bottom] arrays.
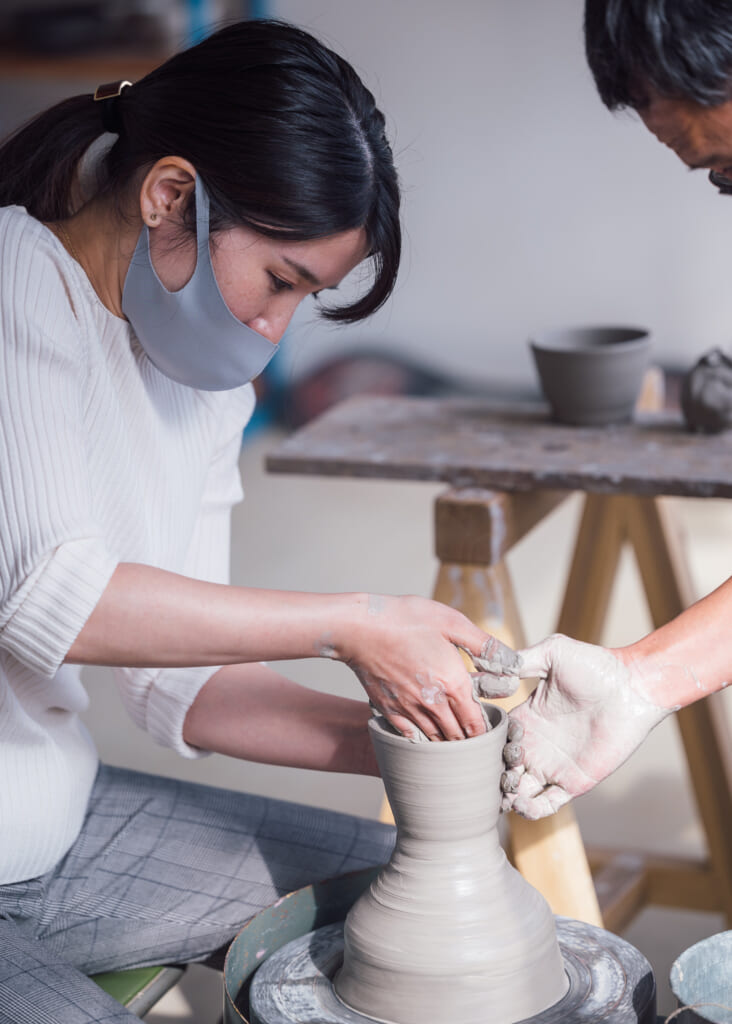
[[335, 593, 521, 741], [68, 566, 520, 743], [501, 634, 671, 820]]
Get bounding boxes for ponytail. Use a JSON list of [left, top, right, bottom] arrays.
[[0, 93, 107, 220]]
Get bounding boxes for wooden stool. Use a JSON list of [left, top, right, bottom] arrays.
[[91, 964, 186, 1017]]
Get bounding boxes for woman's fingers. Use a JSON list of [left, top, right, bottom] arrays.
[[384, 703, 466, 742], [473, 636, 523, 676], [471, 672, 519, 699], [364, 670, 483, 741], [457, 636, 522, 679]]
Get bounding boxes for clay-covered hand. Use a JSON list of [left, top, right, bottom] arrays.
[[500, 634, 671, 819], [340, 593, 520, 742]]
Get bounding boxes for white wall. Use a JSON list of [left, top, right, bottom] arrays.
[[273, 0, 732, 389], [4, 2, 731, 388]]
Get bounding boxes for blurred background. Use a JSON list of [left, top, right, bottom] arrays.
[[2, 1, 732, 1019]]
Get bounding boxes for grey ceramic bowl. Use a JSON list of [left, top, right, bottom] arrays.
[[529, 325, 653, 426]]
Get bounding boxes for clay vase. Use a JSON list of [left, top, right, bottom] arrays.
[[334, 706, 568, 1024]]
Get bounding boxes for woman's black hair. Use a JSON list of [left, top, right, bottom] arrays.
[[585, 0, 732, 110], [0, 19, 400, 323]]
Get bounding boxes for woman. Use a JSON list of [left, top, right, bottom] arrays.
[[0, 20, 514, 1023]]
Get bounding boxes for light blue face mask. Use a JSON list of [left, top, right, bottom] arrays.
[[122, 175, 278, 391]]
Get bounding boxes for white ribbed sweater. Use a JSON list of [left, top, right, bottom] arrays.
[[0, 206, 255, 884]]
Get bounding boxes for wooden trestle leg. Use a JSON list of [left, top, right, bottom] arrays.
[[380, 486, 603, 927], [378, 479, 732, 931], [559, 493, 732, 928]]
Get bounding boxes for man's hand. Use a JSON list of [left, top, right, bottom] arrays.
[[501, 634, 671, 820]]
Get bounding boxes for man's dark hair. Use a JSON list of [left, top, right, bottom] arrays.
[[585, 0, 732, 109]]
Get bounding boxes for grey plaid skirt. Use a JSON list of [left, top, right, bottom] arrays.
[[0, 764, 395, 1023]]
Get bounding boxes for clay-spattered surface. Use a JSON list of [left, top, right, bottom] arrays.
[[267, 395, 732, 498], [333, 708, 569, 1024]]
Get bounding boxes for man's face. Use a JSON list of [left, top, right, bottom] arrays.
[[639, 93, 732, 182]]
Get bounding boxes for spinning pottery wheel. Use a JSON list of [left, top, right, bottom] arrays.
[[224, 708, 658, 1024], [223, 873, 657, 1024]]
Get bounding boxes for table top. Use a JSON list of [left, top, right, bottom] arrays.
[[266, 395, 732, 498]]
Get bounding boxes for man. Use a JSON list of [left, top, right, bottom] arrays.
[[501, 0, 732, 820]]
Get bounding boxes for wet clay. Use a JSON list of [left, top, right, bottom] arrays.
[[334, 706, 569, 1024]]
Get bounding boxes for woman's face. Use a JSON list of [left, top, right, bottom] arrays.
[[140, 160, 369, 344], [149, 214, 368, 345]]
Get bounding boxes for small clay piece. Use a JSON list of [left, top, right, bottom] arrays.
[[334, 707, 568, 1024], [681, 348, 732, 434]]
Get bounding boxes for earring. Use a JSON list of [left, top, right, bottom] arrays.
[[149, 212, 158, 223]]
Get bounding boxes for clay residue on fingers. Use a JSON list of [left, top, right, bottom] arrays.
[[464, 637, 522, 677], [507, 718, 524, 743], [472, 673, 517, 699], [418, 677, 447, 706], [501, 768, 522, 793], [503, 742, 523, 766]]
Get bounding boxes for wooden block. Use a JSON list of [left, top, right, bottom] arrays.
[[434, 488, 568, 566], [588, 852, 648, 934], [587, 847, 720, 915], [432, 556, 603, 927]]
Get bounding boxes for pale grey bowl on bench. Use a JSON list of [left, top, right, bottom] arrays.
[[529, 325, 652, 426]]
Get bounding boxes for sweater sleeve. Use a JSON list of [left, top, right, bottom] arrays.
[[0, 216, 118, 676], [112, 385, 255, 757]]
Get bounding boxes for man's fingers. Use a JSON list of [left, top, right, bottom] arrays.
[[503, 741, 523, 767], [512, 784, 571, 820], [501, 767, 523, 793], [504, 769, 570, 820], [515, 637, 558, 679], [507, 717, 524, 743]]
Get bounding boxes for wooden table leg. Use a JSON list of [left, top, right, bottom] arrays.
[[559, 492, 732, 926], [625, 496, 732, 925], [427, 488, 602, 926]]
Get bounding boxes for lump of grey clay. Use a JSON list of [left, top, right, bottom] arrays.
[[681, 348, 732, 433]]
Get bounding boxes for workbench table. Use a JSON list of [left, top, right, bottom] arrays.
[[266, 394, 732, 933]]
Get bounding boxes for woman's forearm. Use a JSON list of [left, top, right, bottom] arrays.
[[67, 562, 362, 667], [615, 574, 732, 708], [66, 562, 516, 742], [182, 662, 380, 775]]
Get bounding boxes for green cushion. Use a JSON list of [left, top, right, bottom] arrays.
[[91, 966, 166, 1005]]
